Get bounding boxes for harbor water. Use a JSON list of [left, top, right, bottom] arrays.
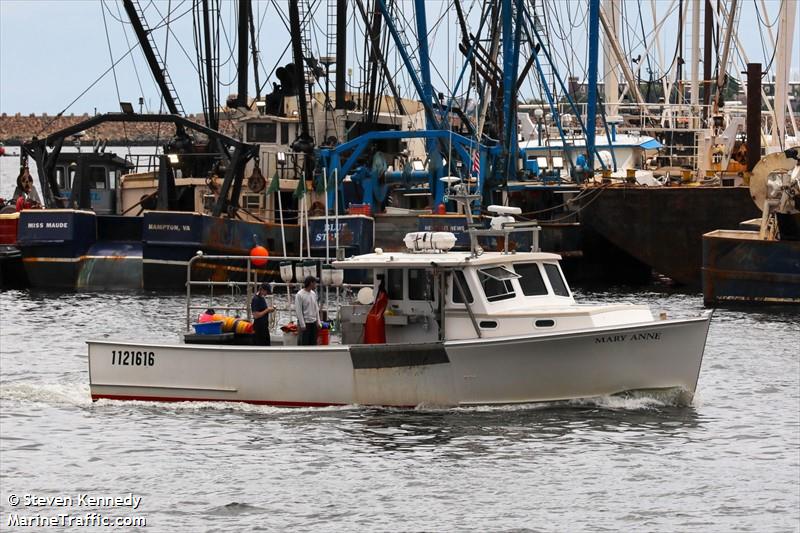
[[1, 288, 798, 532], [1, 153, 799, 532]]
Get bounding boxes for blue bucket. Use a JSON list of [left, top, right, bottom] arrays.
[[192, 321, 224, 335]]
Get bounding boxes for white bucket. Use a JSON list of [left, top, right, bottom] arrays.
[[330, 268, 344, 287], [280, 262, 294, 283]]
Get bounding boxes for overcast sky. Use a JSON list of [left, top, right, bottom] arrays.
[[1, 0, 798, 115]]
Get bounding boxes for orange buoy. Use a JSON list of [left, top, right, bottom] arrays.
[[250, 245, 269, 266]]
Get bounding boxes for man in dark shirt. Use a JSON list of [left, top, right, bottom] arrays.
[[251, 283, 275, 346]]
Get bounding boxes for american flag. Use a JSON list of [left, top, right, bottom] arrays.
[[471, 150, 480, 175]]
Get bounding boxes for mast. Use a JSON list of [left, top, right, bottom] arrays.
[[690, 0, 701, 111], [772, 0, 797, 149], [599, 7, 648, 110], [702, 0, 714, 109], [201, 0, 218, 131], [249, 3, 261, 100], [713, 0, 738, 113], [414, 0, 436, 129], [601, 0, 621, 117], [476, 2, 501, 141], [289, 0, 313, 152], [746, 63, 762, 171], [335, 0, 348, 109], [586, 0, 601, 170], [236, 0, 249, 108]]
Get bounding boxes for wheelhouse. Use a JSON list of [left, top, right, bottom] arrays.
[[335, 249, 578, 344], [53, 152, 133, 214]]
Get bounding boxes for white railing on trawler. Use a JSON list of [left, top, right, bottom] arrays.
[[183, 251, 369, 336]]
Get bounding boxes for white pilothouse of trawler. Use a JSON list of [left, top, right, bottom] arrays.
[[87, 179, 711, 407]]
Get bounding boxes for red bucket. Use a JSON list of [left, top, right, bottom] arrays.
[[317, 327, 330, 346]]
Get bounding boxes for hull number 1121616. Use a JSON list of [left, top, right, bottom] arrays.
[[112, 350, 155, 366]]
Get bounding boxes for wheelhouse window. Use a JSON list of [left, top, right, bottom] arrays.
[[56, 166, 68, 189], [247, 123, 277, 143], [242, 194, 262, 209], [544, 263, 570, 296], [451, 270, 473, 304], [514, 263, 548, 296], [90, 166, 106, 189], [387, 269, 404, 300], [408, 269, 433, 301], [478, 266, 518, 302]]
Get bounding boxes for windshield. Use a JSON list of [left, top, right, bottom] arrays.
[[543, 263, 569, 297], [514, 263, 548, 296]]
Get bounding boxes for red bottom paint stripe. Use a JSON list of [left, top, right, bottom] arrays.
[[92, 394, 345, 408]]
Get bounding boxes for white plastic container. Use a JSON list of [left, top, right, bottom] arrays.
[[403, 231, 457, 252], [330, 268, 345, 287], [320, 265, 333, 285], [280, 262, 294, 283]]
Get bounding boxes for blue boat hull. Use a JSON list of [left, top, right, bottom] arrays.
[[142, 211, 300, 290], [702, 229, 800, 305], [17, 210, 98, 289]]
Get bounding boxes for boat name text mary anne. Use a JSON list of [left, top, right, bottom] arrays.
[[594, 332, 661, 344]]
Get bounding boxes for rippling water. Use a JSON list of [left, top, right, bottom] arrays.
[[1, 286, 798, 532]]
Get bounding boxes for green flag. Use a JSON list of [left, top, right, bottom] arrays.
[[293, 176, 306, 199], [266, 171, 280, 195]]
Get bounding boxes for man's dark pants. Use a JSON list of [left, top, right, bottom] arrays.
[[299, 322, 318, 346]]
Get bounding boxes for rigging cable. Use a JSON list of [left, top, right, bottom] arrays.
[[100, 0, 132, 158], [114, 0, 150, 113], [35, 1, 189, 137]]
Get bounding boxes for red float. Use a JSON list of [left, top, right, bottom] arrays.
[[250, 245, 269, 266]]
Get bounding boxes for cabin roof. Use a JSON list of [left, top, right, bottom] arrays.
[[55, 152, 133, 169], [333, 250, 562, 269], [519, 133, 662, 151]]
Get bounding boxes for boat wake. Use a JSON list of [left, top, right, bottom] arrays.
[[0, 381, 696, 414], [0, 381, 93, 407], [425, 388, 696, 413]]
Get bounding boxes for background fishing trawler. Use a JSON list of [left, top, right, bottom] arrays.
[[8, 114, 303, 290], [4, 0, 798, 292]]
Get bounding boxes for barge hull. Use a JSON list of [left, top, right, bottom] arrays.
[[702, 229, 800, 305], [579, 186, 761, 285]]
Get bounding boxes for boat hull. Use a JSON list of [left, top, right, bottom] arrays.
[[88, 315, 711, 407], [142, 211, 300, 290], [579, 186, 761, 285], [702, 229, 800, 305], [17, 210, 143, 289]]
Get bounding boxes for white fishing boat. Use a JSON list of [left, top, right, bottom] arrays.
[[88, 189, 711, 407]]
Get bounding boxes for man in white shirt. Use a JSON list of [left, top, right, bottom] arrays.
[[295, 276, 321, 345]]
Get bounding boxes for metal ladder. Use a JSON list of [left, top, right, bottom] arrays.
[[129, 0, 185, 116], [323, 0, 338, 138], [296, 1, 317, 80], [296, 0, 320, 138], [530, 0, 557, 102]]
